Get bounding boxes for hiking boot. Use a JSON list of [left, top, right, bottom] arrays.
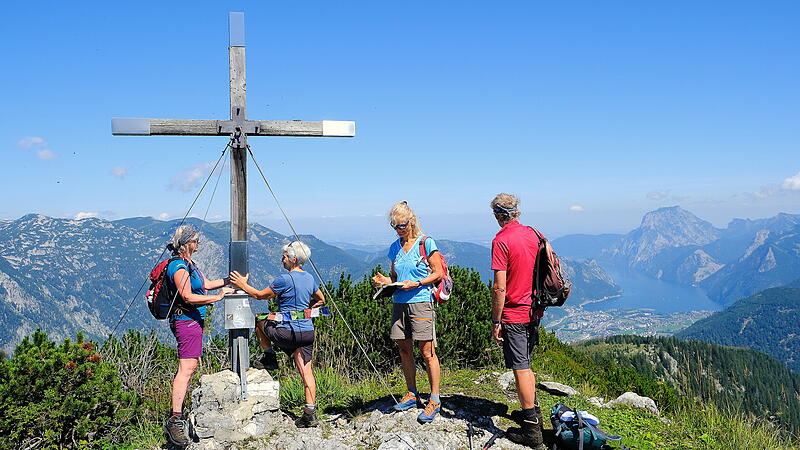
[[510, 399, 543, 425], [253, 350, 278, 370], [417, 400, 441, 423], [295, 408, 319, 428], [164, 415, 190, 447], [506, 408, 545, 449], [393, 392, 421, 411]]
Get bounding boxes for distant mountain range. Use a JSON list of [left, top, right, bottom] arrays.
[[0, 214, 370, 350], [676, 283, 800, 372], [553, 206, 800, 307], [0, 214, 619, 351]]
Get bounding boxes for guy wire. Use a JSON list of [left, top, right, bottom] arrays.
[[245, 145, 400, 405], [104, 143, 230, 346]]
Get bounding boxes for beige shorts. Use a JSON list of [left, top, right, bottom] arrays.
[[390, 302, 436, 341]]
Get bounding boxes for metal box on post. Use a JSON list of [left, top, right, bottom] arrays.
[[224, 293, 255, 329], [227, 240, 253, 400]]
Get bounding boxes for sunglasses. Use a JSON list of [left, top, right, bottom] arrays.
[[189, 238, 200, 245], [392, 222, 410, 230]]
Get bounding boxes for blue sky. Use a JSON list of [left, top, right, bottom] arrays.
[[2, 1, 799, 244]]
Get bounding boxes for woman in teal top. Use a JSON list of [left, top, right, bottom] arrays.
[[163, 224, 232, 447], [372, 201, 445, 423]]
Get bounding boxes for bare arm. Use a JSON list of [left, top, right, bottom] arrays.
[[491, 270, 507, 343], [419, 251, 444, 286], [229, 271, 278, 300], [203, 276, 229, 290], [174, 269, 225, 305], [309, 289, 325, 308]]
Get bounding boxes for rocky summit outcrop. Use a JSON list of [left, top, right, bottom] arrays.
[[185, 370, 664, 449], [189, 390, 529, 450], [190, 369, 280, 445]]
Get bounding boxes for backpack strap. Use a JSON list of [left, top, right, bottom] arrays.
[[528, 226, 545, 243], [418, 236, 429, 263], [168, 256, 197, 316]]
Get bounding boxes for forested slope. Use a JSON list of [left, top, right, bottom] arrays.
[[675, 285, 800, 372], [575, 335, 800, 432]]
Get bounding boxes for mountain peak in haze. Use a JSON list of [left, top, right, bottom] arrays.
[[612, 206, 721, 265]]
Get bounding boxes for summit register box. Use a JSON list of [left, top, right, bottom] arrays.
[[224, 293, 255, 329], [225, 240, 254, 329]]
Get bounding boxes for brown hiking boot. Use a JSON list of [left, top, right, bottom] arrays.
[[506, 408, 545, 449], [164, 414, 190, 446], [295, 407, 319, 428]]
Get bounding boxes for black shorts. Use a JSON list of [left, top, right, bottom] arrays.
[[262, 321, 315, 364], [502, 321, 539, 370]]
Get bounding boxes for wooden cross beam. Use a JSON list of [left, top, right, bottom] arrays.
[[111, 12, 354, 400]]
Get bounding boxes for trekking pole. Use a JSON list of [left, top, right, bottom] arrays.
[[467, 422, 484, 450], [481, 430, 503, 450]]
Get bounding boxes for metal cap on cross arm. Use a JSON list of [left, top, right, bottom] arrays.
[[110, 12, 355, 400]]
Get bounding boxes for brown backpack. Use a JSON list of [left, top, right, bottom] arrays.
[[529, 227, 572, 308]]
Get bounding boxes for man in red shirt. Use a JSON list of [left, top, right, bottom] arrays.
[[490, 193, 546, 449]]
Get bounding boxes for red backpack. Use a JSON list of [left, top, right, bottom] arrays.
[[145, 256, 193, 319], [529, 227, 572, 308], [419, 236, 454, 304]]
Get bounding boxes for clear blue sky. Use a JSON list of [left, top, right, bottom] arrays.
[[3, 1, 799, 244]]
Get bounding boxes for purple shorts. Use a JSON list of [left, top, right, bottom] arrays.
[[170, 319, 204, 359]]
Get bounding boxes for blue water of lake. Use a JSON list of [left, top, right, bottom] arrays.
[[583, 265, 724, 313]]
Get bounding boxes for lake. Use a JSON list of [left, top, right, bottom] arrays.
[[583, 265, 724, 313]]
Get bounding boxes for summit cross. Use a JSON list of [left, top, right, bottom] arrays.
[[111, 12, 355, 400]]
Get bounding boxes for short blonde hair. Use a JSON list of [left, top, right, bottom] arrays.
[[283, 241, 311, 266], [388, 201, 423, 239], [490, 193, 521, 222]]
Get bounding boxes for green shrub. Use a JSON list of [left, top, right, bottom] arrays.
[[0, 330, 141, 448], [312, 266, 503, 376]]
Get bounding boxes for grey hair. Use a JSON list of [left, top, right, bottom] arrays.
[[490, 193, 522, 222], [283, 241, 311, 266], [169, 224, 199, 255]]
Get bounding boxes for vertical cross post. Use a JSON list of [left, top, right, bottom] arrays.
[[227, 11, 252, 401]]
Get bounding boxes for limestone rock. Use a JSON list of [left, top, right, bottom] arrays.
[[588, 396, 605, 407], [536, 381, 579, 397], [604, 391, 660, 415], [189, 368, 280, 445], [498, 371, 515, 391]]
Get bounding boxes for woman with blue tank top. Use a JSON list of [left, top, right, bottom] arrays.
[[164, 225, 233, 447], [372, 201, 445, 423], [229, 240, 325, 428]]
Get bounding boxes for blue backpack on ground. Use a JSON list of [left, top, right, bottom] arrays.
[[550, 404, 623, 450]]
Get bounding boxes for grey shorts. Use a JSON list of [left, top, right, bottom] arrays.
[[502, 322, 539, 370], [390, 302, 436, 341]]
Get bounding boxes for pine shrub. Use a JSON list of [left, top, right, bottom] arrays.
[[0, 330, 141, 448]]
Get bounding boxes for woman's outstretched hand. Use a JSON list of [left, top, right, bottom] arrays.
[[371, 273, 392, 287], [220, 287, 235, 295], [229, 271, 249, 289], [398, 280, 420, 290]]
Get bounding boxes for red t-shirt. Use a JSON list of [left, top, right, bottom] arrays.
[[491, 221, 541, 323]]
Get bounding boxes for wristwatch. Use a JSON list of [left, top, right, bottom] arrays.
[[492, 320, 502, 325]]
